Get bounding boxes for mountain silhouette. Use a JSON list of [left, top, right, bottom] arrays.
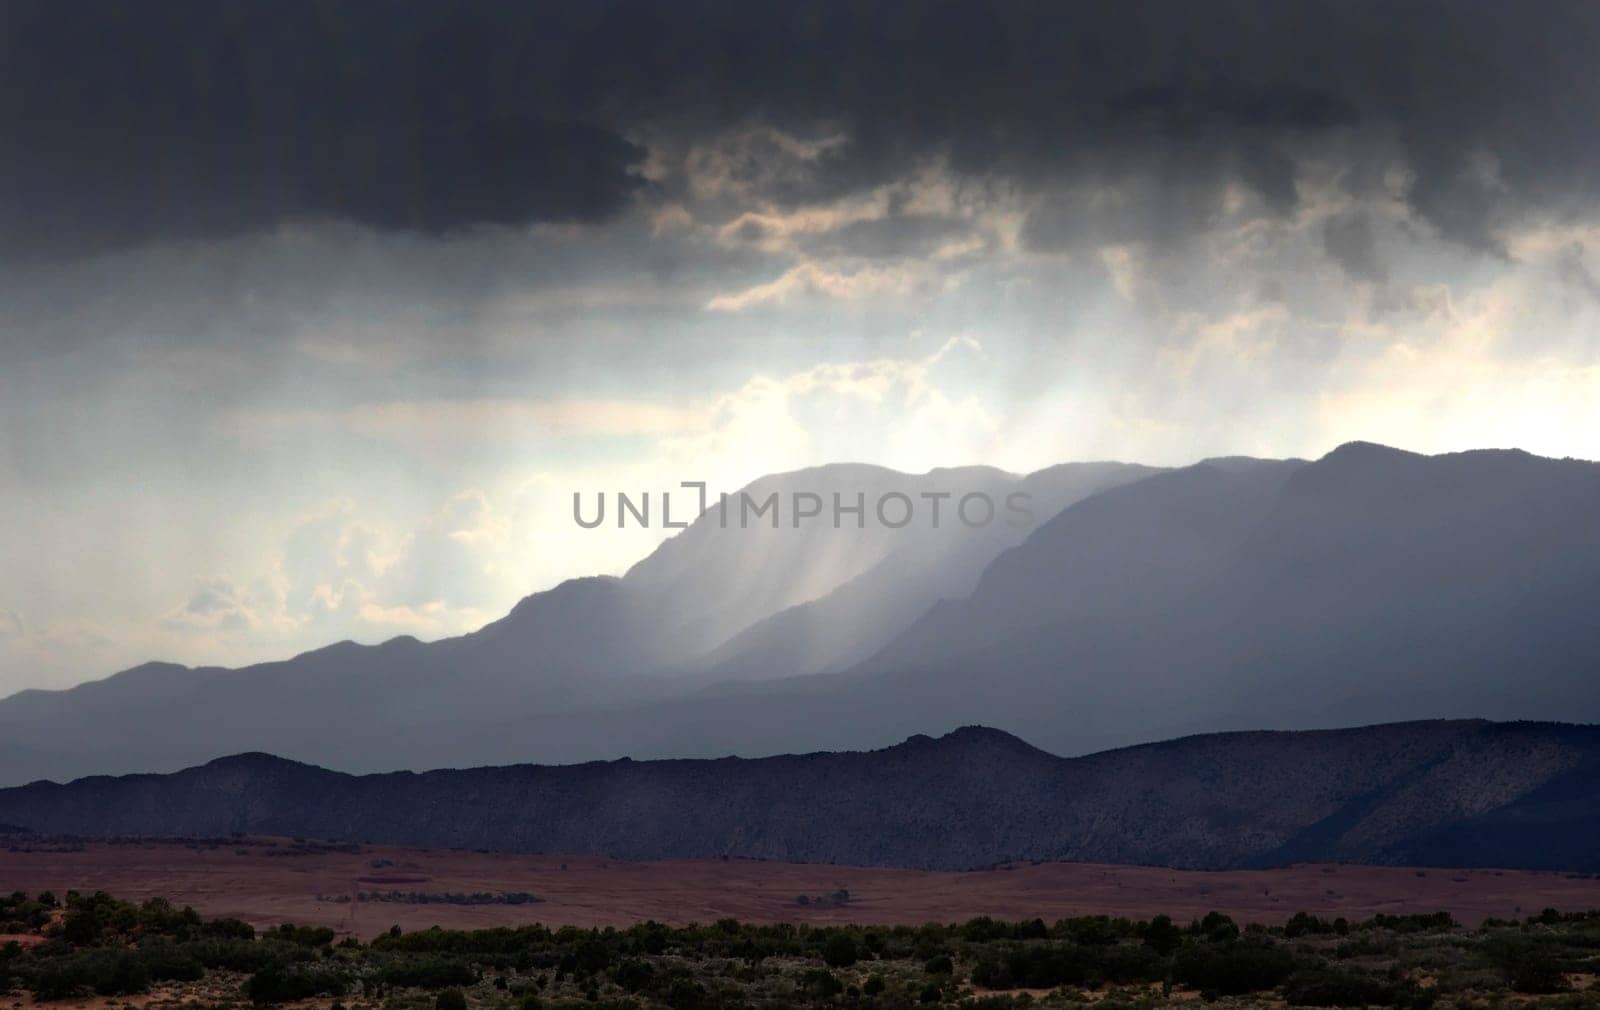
[[2, 720, 1598, 872], [285, 441, 1599, 770], [846, 442, 1600, 751]]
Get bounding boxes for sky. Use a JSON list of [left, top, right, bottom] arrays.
[[2, 1, 1599, 693]]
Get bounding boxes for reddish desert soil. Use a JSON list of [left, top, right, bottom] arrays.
[[3, 838, 1598, 939]]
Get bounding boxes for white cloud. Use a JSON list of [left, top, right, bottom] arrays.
[[161, 577, 266, 633], [658, 335, 999, 481], [683, 124, 852, 204], [705, 261, 928, 311], [715, 202, 887, 253]]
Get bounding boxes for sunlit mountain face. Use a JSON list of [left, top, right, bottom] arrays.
[[2, 1, 1598, 695]]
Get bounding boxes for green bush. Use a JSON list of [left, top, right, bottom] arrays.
[[1359, 913, 1456, 935], [187, 936, 310, 971], [244, 962, 349, 1004], [823, 933, 860, 968], [134, 940, 205, 983], [1283, 966, 1405, 1006], [203, 917, 257, 940], [1143, 915, 1183, 955], [612, 958, 655, 992], [377, 954, 479, 989], [270, 923, 337, 947], [26, 948, 152, 999], [1195, 912, 1241, 944], [801, 968, 844, 999], [571, 935, 613, 975], [1284, 913, 1338, 939], [1483, 935, 1570, 994], [1175, 939, 1296, 996], [665, 976, 711, 1010], [1054, 916, 1128, 946], [971, 939, 1169, 991]]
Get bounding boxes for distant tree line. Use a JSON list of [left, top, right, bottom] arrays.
[[317, 891, 543, 906], [797, 889, 852, 908]]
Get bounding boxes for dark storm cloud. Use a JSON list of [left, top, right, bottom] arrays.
[[2, 0, 1597, 260], [805, 215, 980, 261], [1104, 79, 1359, 131], [1020, 165, 1238, 253], [1322, 213, 1387, 285], [0, 1, 650, 259]]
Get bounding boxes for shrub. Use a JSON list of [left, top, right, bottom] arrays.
[[1175, 939, 1296, 996], [972, 939, 1168, 991], [1285, 913, 1338, 939], [1196, 912, 1241, 944], [569, 936, 612, 976], [1359, 913, 1456, 934], [436, 987, 469, 1010], [245, 962, 349, 1004], [1483, 936, 1569, 994], [378, 955, 479, 989], [187, 936, 308, 971], [270, 923, 337, 947], [1143, 915, 1183, 955], [665, 977, 711, 1010], [1283, 966, 1404, 1006], [25, 948, 151, 999], [971, 954, 1012, 989], [962, 917, 1009, 943], [1054, 916, 1126, 946], [613, 958, 655, 992], [1334, 935, 1400, 959], [204, 917, 257, 940], [801, 969, 844, 1000], [135, 940, 205, 983], [1093, 942, 1168, 985], [823, 933, 859, 968]]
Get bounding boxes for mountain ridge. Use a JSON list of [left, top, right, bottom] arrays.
[[5, 442, 1599, 785], [3, 718, 1599, 873]]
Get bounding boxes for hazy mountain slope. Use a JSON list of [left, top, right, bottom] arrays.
[[3, 720, 1598, 872], [621, 462, 944, 662], [0, 462, 1134, 784], [838, 442, 1600, 751], [6, 442, 1599, 784], [374, 441, 1600, 767], [0, 577, 668, 783], [696, 462, 1157, 680]]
